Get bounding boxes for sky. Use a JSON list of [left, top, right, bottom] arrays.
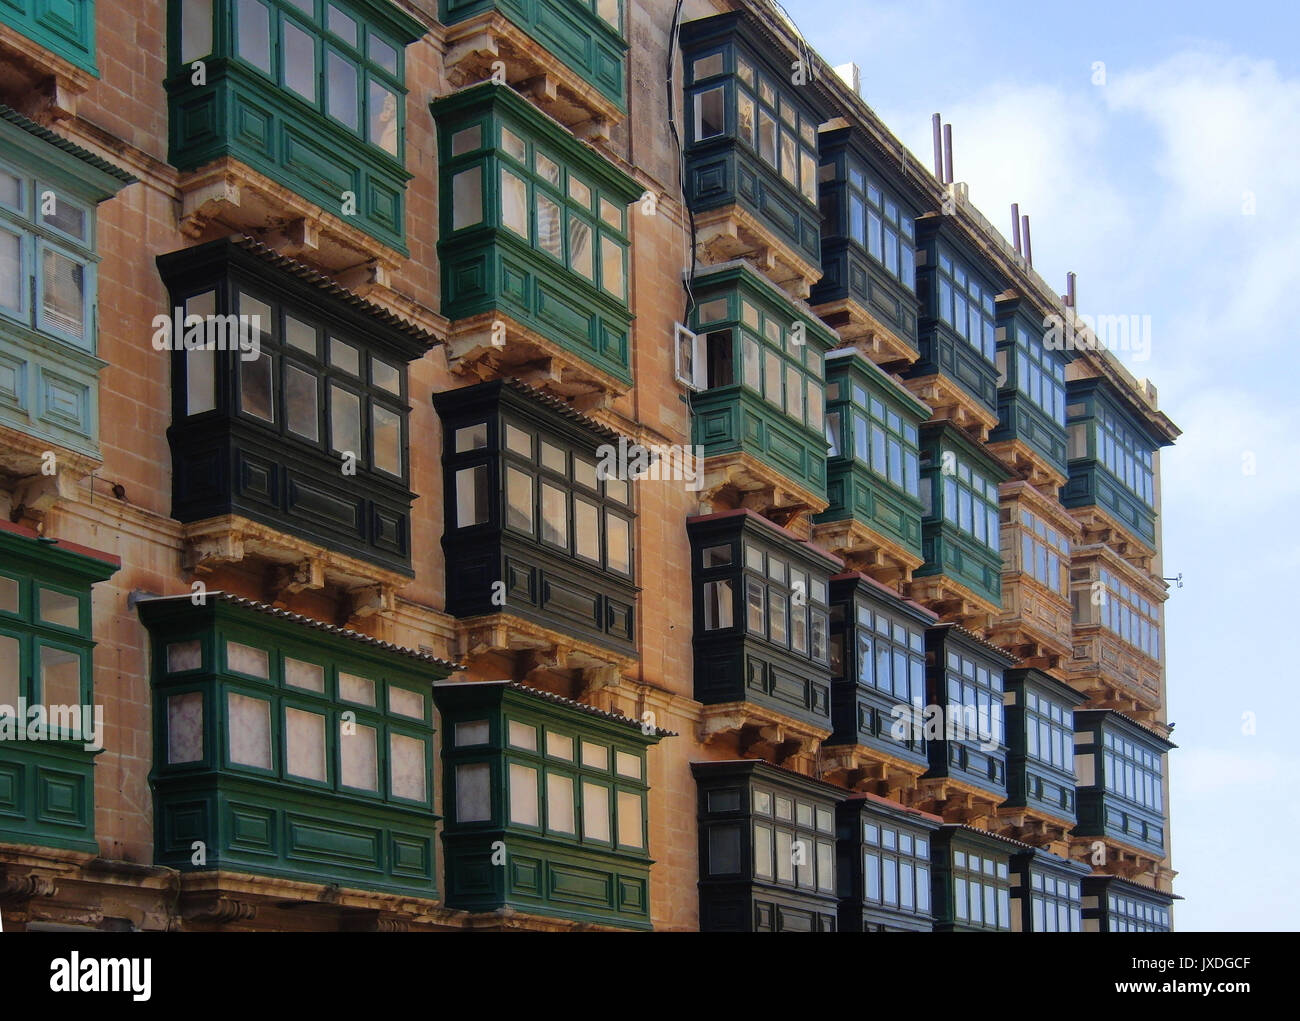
[[779, 0, 1300, 931]]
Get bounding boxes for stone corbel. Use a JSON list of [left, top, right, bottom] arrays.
[[262, 216, 321, 258], [266, 557, 327, 604], [0, 872, 56, 904], [179, 174, 241, 239], [8, 470, 77, 526], [347, 583, 395, 622], [183, 529, 245, 574], [181, 896, 257, 924]]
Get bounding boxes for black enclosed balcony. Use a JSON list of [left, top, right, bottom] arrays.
[[811, 125, 924, 369], [1073, 709, 1173, 862], [1081, 875, 1176, 932], [1009, 847, 1088, 932], [929, 824, 1020, 932], [155, 236, 433, 605], [433, 379, 638, 665], [1001, 667, 1085, 837], [918, 623, 1017, 821], [692, 759, 840, 932], [688, 510, 839, 760], [679, 12, 833, 297], [836, 794, 941, 932], [822, 572, 936, 795]]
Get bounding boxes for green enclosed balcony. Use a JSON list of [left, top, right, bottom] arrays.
[[1073, 709, 1173, 863], [0, 106, 135, 499], [434, 679, 667, 930], [431, 82, 640, 401], [813, 349, 927, 583], [1062, 377, 1171, 554], [913, 423, 1009, 622], [138, 592, 456, 899], [679, 12, 833, 298], [439, 0, 627, 137], [165, 0, 425, 258], [811, 126, 923, 369], [988, 294, 1071, 488], [0, 521, 118, 854], [907, 216, 1005, 441], [685, 263, 834, 514], [0, 0, 96, 77]]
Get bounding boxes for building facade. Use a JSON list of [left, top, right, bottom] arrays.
[[0, 0, 1178, 931]]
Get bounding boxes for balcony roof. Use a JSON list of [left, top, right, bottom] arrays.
[[433, 679, 676, 737]]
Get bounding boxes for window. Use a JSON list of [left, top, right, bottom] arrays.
[[690, 286, 826, 433], [1102, 730, 1164, 814], [1028, 870, 1082, 932], [943, 649, 1005, 752], [1007, 320, 1067, 425], [731, 544, 829, 666], [848, 604, 927, 752], [843, 162, 914, 290], [0, 172, 95, 350], [1024, 689, 1074, 776], [934, 249, 997, 362], [950, 849, 1011, 930], [747, 783, 834, 893], [1015, 508, 1070, 596], [1087, 404, 1157, 509], [1107, 891, 1171, 932], [832, 377, 921, 500], [862, 822, 930, 915], [228, 0, 407, 159], [1074, 566, 1161, 659], [934, 448, 1000, 554]]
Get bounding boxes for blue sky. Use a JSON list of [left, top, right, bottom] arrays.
[[781, 0, 1300, 930]]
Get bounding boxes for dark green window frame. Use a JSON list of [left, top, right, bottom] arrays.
[[935, 247, 997, 362], [835, 160, 915, 290], [826, 377, 920, 499], [687, 44, 819, 208], [999, 319, 1065, 425], [0, 558, 96, 740], [1107, 890, 1171, 932], [1024, 688, 1073, 781], [928, 447, 1001, 554], [950, 847, 1011, 930], [1102, 729, 1163, 814], [1068, 398, 1156, 508], [852, 604, 926, 716], [862, 820, 930, 916], [449, 710, 648, 852], [156, 623, 433, 808], [693, 285, 826, 432], [943, 648, 1005, 764], [442, 113, 630, 302], [176, 0, 407, 161]]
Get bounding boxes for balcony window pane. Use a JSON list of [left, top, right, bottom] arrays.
[[758, 111, 777, 166], [614, 790, 643, 848], [286, 707, 327, 781], [338, 672, 375, 705], [703, 579, 733, 630], [285, 365, 319, 440], [736, 90, 755, 144], [769, 591, 788, 644], [547, 773, 575, 833], [541, 482, 568, 548], [227, 692, 271, 769], [0, 229, 20, 312], [569, 216, 593, 279], [582, 782, 610, 841], [285, 657, 324, 692], [368, 80, 399, 155], [601, 235, 625, 298], [535, 152, 561, 186], [167, 692, 203, 764], [606, 512, 631, 574], [372, 404, 402, 475], [330, 385, 361, 459], [283, 21, 317, 102], [39, 589, 80, 629], [227, 641, 269, 678], [341, 723, 378, 790], [327, 51, 358, 129], [238, 351, 274, 422], [42, 248, 84, 340], [535, 194, 562, 258], [389, 733, 426, 801], [181, 0, 214, 62], [451, 168, 482, 230], [37, 645, 79, 711], [455, 424, 487, 452], [743, 335, 761, 390], [785, 364, 802, 421], [695, 86, 725, 140], [456, 762, 491, 822], [509, 763, 539, 825], [506, 467, 533, 533], [574, 499, 600, 561], [166, 640, 201, 673], [746, 578, 765, 633], [237, 0, 272, 73], [455, 465, 488, 526], [779, 130, 797, 186]]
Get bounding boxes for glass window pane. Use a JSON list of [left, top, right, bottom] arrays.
[[456, 762, 491, 822], [240, 352, 274, 422], [509, 763, 539, 825], [39, 589, 80, 629], [500, 126, 526, 162], [283, 657, 324, 692], [166, 640, 201, 673], [227, 641, 269, 678], [42, 248, 85, 340], [227, 692, 271, 768], [286, 707, 327, 781], [507, 720, 537, 750], [326, 51, 358, 129], [451, 125, 480, 157], [330, 337, 359, 373], [0, 229, 21, 312], [547, 773, 575, 833], [390, 733, 426, 801], [237, 0, 271, 73], [695, 86, 725, 139], [506, 467, 533, 532], [330, 386, 361, 458], [167, 692, 203, 763], [368, 80, 399, 155], [541, 482, 567, 547], [455, 465, 488, 526], [583, 781, 610, 841], [606, 512, 630, 574], [537, 194, 563, 258], [286, 365, 319, 441], [546, 731, 573, 760], [569, 216, 593, 278], [372, 404, 402, 475], [451, 168, 482, 230], [341, 722, 378, 790], [601, 235, 625, 298], [574, 499, 600, 561], [283, 21, 317, 102]]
